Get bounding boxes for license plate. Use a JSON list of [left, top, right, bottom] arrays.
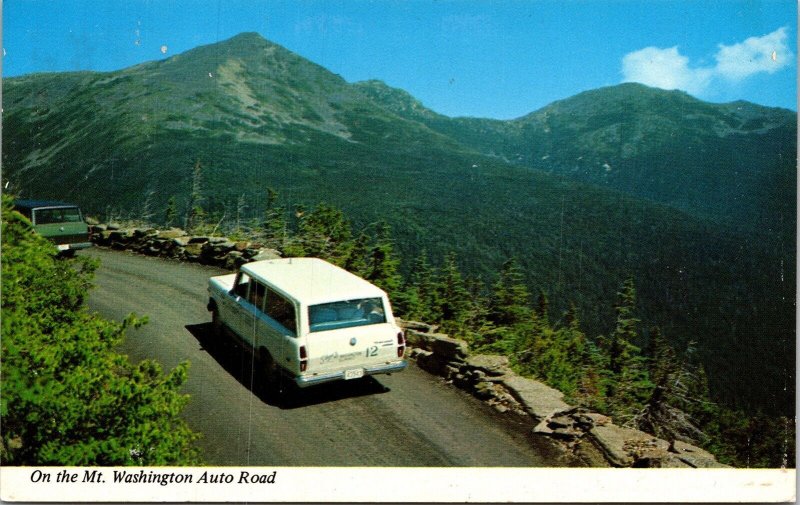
[[344, 368, 364, 380], [57, 244, 69, 251]]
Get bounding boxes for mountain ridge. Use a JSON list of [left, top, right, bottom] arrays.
[[3, 32, 794, 415]]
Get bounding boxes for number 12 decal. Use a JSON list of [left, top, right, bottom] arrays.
[[365, 346, 378, 357]]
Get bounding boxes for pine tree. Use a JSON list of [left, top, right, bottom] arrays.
[[436, 252, 472, 334], [608, 277, 641, 375], [404, 250, 440, 322], [284, 203, 353, 265], [164, 196, 177, 227], [263, 187, 286, 246], [603, 277, 653, 425], [488, 257, 532, 327], [235, 194, 247, 233], [343, 232, 370, 278], [185, 159, 205, 232], [536, 289, 550, 324], [366, 221, 402, 297]]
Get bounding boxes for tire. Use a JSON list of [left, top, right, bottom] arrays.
[[257, 349, 288, 400]]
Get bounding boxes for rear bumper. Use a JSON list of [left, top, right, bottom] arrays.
[[294, 360, 407, 388]]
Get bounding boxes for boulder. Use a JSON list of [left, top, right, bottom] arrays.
[[106, 223, 121, 231], [172, 236, 191, 247], [207, 236, 229, 245], [672, 441, 730, 468], [404, 329, 433, 348], [133, 228, 157, 238], [397, 319, 436, 333], [501, 375, 570, 421], [588, 424, 668, 467], [429, 334, 469, 362], [465, 354, 511, 377], [249, 248, 281, 261], [158, 228, 188, 239], [188, 236, 209, 244], [473, 381, 498, 400], [414, 350, 444, 375], [183, 243, 203, 258]]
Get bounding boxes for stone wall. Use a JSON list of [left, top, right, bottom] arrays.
[[89, 224, 280, 269], [400, 320, 728, 469]]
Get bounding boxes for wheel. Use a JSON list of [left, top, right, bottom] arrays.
[[257, 349, 288, 401]]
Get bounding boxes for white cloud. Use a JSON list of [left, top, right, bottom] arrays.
[[621, 27, 793, 95], [622, 46, 712, 95], [715, 27, 791, 80]]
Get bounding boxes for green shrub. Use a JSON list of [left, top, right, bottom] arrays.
[[1, 196, 201, 465]]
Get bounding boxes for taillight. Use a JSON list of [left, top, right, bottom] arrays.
[[299, 346, 308, 372], [397, 331, 405, 358]]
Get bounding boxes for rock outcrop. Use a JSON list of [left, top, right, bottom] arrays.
[[399, 319, 729, 469]]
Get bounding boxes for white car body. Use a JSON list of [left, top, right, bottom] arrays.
[[207, 257, 406, 388]]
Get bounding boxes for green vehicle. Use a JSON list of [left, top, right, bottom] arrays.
[[13, 199, 93, 256]]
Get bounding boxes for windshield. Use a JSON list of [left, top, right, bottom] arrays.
[[34, 207, 83, 225], [308, 297, 386, 332]]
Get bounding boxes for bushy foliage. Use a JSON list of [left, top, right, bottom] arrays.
[[1, 196, 200, 465]]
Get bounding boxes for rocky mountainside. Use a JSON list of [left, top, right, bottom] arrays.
[[356, 80, 796, 234], [3, 32, 794, 415]]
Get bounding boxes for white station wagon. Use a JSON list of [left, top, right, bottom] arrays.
[[207, 257, 407, 391]]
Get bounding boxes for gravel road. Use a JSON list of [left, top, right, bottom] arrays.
[[83, 248, 574, 467]]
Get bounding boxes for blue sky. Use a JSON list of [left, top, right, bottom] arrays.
[[4, 0, 797, 118]]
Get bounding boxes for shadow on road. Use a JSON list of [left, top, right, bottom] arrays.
[[185, 322, 390, 409]]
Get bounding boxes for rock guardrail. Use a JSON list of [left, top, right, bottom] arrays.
[[399, 320, 727, 469], [89, 224, 280, 269], [88, 223, 727, 468]]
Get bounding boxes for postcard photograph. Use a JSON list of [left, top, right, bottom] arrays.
[[0, 0, 796, 502]]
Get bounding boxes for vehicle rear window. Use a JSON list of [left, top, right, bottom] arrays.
[[34, 207, 83, 225], [308, 297, 386, 332]]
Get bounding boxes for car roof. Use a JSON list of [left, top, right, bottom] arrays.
[[13, 199, 79, 210], [241, 257, 387, 305]]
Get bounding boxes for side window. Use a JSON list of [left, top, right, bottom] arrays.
[[264, 289, 297, 335], [233, 272, 251, 298], [248, 280, 267, 311]]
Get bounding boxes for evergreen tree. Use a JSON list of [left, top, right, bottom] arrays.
[[284, 203, 353, 265], [536, 289, 550, 325], [366, 221, 402, 297], [608, 277, 641, 375], [262, 187, 287, 246], [235, 193, 247, 233], [343, 232, 370, 278], [164, 196, 177, 227], [436, 252, 472, 335], [488, 257, 532, 327], [603, 277, 653, 425], [185, 159, 205, 232], [401, 250, 440, 322]]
